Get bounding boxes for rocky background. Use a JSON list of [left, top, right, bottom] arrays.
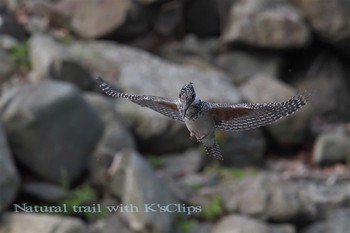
[[1, 0, 350, 233]]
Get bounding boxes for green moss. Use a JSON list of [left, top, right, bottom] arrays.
[[175, 218, 198, 233], [9, 42, 31, 72], [200, 195, 224, 221], [203, 165, 257, 181], [148, 155, 166, 169], [59, 184, 108, 220]]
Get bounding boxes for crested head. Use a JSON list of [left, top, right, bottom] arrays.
[[179, 82, 195, 102], [179, 82, 196, 117]]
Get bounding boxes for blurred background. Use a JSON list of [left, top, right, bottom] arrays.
[[1, 0, 350, 232]]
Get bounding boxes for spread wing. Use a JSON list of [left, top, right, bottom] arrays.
[[209, 94, 309, 131], [96, 77, 183, 121]]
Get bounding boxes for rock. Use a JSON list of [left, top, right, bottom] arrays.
[[292, 53, 350, 122], [184, 0, 220, 36], [313, 129, 350, 165], [222, 0, 310, 48], [290, 0, 350, 55], [0, 7, 26, 41], [29, 35, 95, 90], [0, 81, 104, 184], [162, 148, 203, 177], [303, 208, 350, 233], [297, 176, 350, 216], [218, 129, 266, 166], [22, 182, 66, 203], [70, 0, 131, 39], [239, 75, 311, 146], [154, 0, 182, 36], [84, 93, 135, 188], [70, 41, 242, 154], [0, 48, 15, 83], [0, 213, 89, 233], [215, 51, 283, 85], [0, 124, 20, 213], [213, 215, 295, 233], [92, 214, 133, 233], [107, 149, 176, 233], [219, 173, 316, 222]]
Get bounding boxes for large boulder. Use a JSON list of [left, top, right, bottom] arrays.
[[70, 41, 242, 154], [0, 213, 88, 233], [0, 81, 104, 184], [0, 124, 20, 213], [290, 0, 350, 55], [219, 173, 316, 222], [106, 149, 177, 233], [222, 0, 310, 48], [84, 93, 135, 188], [0, 48, 15, 84], [313, 127, 350, 165], [303, 208, 350, 233], [213, 215, 295, 233], [29, 35, 95, 90]]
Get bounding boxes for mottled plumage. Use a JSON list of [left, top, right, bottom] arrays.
[[96, 77, 309, 160]]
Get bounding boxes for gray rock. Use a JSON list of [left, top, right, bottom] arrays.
[[0, 213, 89, 233], [313, 129, 350, 165], [293, 54, 350, 122], [0, 9, 26, 41], [70, 41, 242, 154], [0, 48, 15, 83], [154, 0, 182, 36], [213, 215, 295, 233], [22, 182, 66, 203], [219, 173, 316, 222], [29, 35, 94, 89], [239, 75, 311, 146], [162, 148, 203, 177], [222, 0, 310, 48], [215, 51, 283, 85], [303, 208, 350, 233], [219, 129, 266, 166], [297, 179, 350, 216], [0, 81, 104, 184], [70, 0, 131, 38], [92, 215, 134, 233], [84, 93, 135, 188], [107, 149, 176, 233], [291, 0, 350, 55], [0, 124, 20, 213]]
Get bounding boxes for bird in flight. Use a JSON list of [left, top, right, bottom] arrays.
[[96, 77, 309, 160]]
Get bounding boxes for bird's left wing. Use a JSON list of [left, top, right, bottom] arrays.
[[209, 94, 309, 131], [97, 77, 183, 121]]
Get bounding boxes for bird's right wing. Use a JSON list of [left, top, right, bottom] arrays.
[[209, 94, 309, 131], [96, 77, 183, 121]]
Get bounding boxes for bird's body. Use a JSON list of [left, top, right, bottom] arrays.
[[97, 77, 309, 160]]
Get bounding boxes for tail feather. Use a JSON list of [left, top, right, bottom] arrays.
[[204, 143, 223, 160]]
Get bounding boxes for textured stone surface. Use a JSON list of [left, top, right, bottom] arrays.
[[71, 0, 131, 38], [213, 215, 295, 233], [107, 149, 176, 233], [84, 93, 135, 188], [0, 81, 104, 184], [222, 0, 310, 48], [0, 213, 89, 233], [0, 124, 20, 213], [219, 173, 316, 222], [29, 35, 95, 89], [313, 130, 350, 164]]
